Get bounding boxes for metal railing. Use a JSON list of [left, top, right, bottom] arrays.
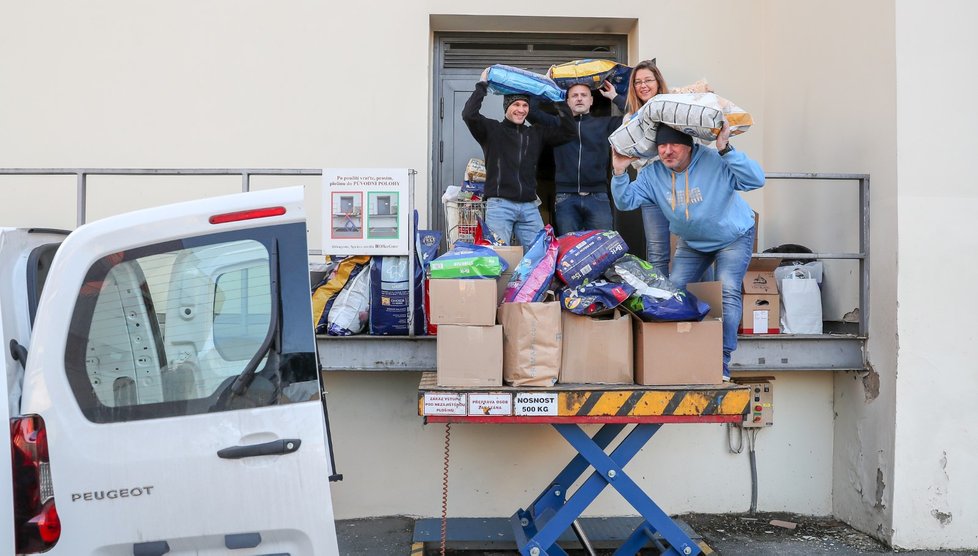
[[0, 168, 870, 337]]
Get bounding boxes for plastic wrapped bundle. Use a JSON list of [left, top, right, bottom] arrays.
[[559, 280, 635, 316], [487, 64, 565, 103], [605, 254, 710, 322], [608, 102, 659, 158], [646, 92, 753, 141], [549, 59, 619, 90], [503, 225, 559, 303]]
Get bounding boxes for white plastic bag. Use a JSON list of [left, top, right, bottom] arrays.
[[779, 274, 822, 334]]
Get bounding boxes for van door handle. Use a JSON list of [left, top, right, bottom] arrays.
[[217, 439, 301, 459]]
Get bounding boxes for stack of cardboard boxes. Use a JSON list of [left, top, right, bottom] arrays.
[[433, 273, 726, 387], [739, 258, 781, 335]]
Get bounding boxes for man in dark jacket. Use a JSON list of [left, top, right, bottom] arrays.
[[528, 82, 626, 234], [462, 69, 576, 249]]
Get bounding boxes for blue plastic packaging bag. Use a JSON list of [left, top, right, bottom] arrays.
[[604, 254, 710, 322], [487, 64, 566, 103]]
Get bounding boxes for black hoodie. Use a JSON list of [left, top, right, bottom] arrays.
[[462, 82, 576, 202]]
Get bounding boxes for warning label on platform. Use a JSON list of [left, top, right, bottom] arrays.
[[467, 393, 513, 416], [423, 393, 467, 415], [514, 392, 558, 416]]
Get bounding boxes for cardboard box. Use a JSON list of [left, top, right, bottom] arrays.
[[632, 281, 723, 385], [559, 310, 633, 384], [742, 257, 781, 294], [428, 278, 497, 325], [740, 294, 781, 334], [496, 272, 513, 305], [491, 245, 524, 273], [436, 325, 503, 387]]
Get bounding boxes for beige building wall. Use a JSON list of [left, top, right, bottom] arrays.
[[891, 0, 978, 549], [3, 0, 972, 550]]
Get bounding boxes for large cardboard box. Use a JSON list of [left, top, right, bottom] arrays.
[[740, 294, 781, 334], [742, 257, 781, 294], [559, 310, 633, 384], [428, 278, 497, 325], [436, 325, 503, 387], [632, 281, 723, 385], [497, 300, 562, 387], [491, 245, 524, 273]]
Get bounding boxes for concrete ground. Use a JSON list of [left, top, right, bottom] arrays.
[[335, 514, 978, 555]]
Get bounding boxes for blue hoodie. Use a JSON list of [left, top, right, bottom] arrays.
[[611, 144, 764, 251]]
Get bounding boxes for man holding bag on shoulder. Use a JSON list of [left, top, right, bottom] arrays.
[[610, 122, 765, 381], [463, 68, 577, 250]]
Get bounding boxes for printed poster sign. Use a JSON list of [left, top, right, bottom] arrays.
[[322, 168, 410, 255]]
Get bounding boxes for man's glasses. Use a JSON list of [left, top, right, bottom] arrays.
[[634, 78, 658, 88]]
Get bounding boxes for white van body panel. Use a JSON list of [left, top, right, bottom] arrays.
[[17, 187, 339, 555], [0, 228, 68, 556]]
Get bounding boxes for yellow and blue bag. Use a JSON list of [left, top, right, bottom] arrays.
[[549, 59, 631, 95]]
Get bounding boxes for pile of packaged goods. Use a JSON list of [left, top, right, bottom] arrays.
[[310, 217, 442, 337], [433, 226, 727, 388]]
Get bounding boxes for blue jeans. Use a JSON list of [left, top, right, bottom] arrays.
[[641, 204, 671, 277], [485, 197, 544, 251], [668, 226, 756, 372], [554, 192, 614, 235]]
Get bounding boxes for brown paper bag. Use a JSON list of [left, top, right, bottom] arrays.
[[497, 300, 562, 387]]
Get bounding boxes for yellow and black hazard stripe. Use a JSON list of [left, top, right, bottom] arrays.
[[560, 389, 748, 418]]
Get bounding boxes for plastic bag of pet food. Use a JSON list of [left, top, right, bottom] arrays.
[[605, 254, 710, 322], [548, 59, 619, 90], [429, 242, 509, 279], [646, 92, 753, 141], [559, 279, 635, 316], [312, 255, 371, 334], [417, 228, 443, 336], [503, 225, 558, 303], [369, 255, 425, 336], [487, 64, 566, 103], [473, 215, 505, 246], [608, 102, 659, 158], [556, 230, 629, 287], [325, 267, 370, 336]]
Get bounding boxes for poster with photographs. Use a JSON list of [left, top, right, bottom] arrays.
[[322, 168, 410, 255]]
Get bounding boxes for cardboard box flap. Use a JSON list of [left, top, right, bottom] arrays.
[[747, 257, 781, 272], [743, 257, 782, 294], [686, 281, 723, 319]]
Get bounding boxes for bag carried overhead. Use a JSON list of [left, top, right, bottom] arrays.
[[487, 64, 566, 103], [548, 59, 620, 90]]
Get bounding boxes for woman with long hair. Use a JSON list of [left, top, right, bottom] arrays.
[[623, 59, 673, 276]]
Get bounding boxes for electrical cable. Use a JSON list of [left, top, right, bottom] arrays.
[[440, 422, 451, 556], [726, 422, 744, 454], [748, 428, 759, 514]]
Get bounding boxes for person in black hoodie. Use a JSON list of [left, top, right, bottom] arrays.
[[462, 68, 577, 250], [527, 81, 626, 235]]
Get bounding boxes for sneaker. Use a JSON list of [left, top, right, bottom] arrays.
[[722, 362, 731, 382]]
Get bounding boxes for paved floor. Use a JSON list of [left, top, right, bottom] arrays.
[[335, 515, 978, 556]]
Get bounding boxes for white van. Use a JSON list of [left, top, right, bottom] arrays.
[[0, 187, 340, 555]]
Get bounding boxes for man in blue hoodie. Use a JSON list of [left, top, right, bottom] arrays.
[[610, 123, 765, 380], [528, 82, 625, 234]]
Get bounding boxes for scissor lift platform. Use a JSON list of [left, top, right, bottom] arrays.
[[418, 373, 749, 555]]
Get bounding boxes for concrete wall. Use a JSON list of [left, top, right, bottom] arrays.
[[891, 0, 978, 549], [758, 0, 900, 544], [4, 0, 973, 550]]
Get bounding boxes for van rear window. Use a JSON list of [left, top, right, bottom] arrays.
[[63, 224, 319, 423]]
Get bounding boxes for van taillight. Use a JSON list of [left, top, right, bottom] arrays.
[[11, 415, 60, 552]]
